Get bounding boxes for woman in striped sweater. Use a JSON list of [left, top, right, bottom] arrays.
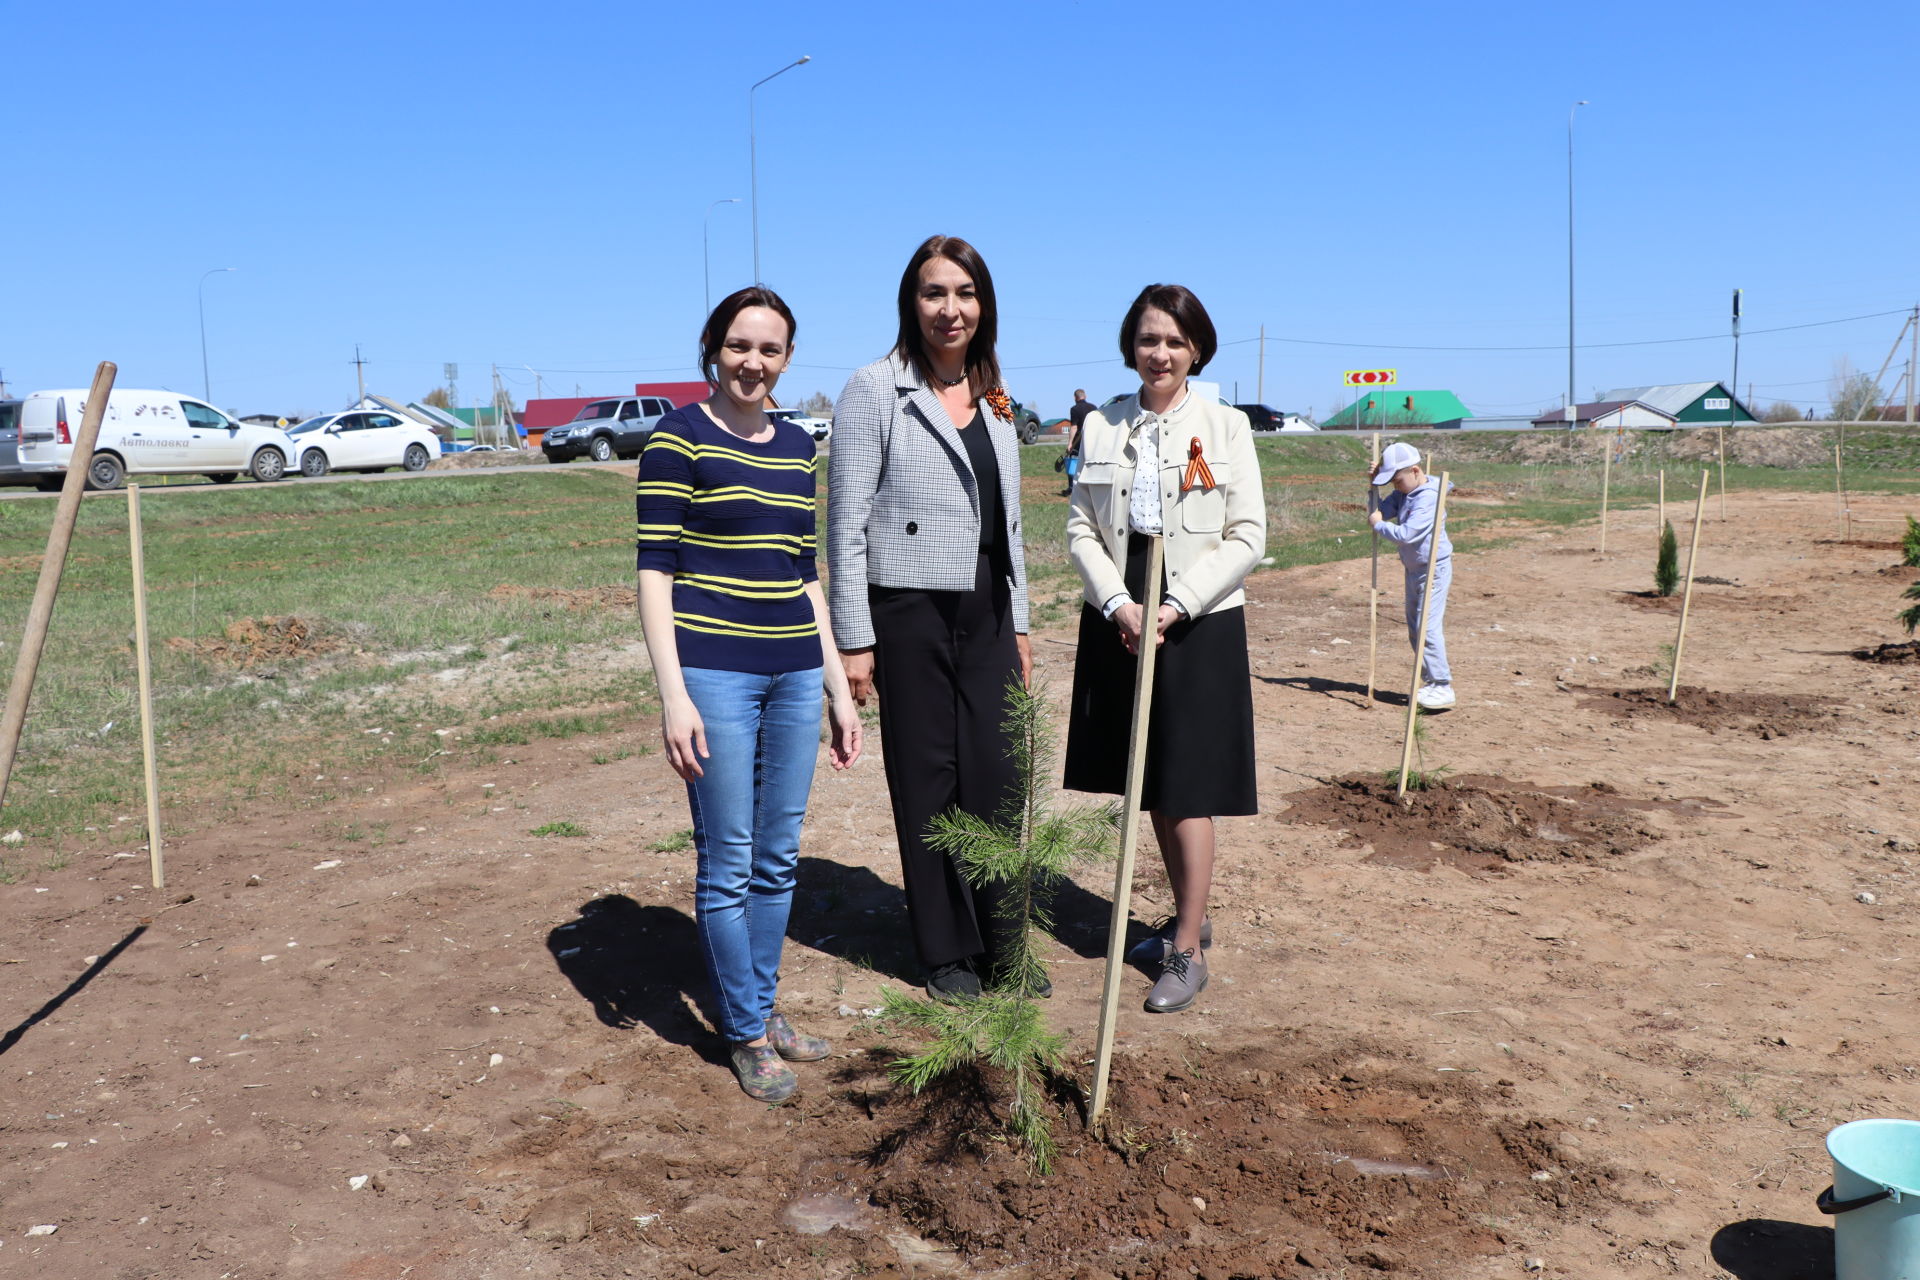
[[635, 286, 862, 1102]]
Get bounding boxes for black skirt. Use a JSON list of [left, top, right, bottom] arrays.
[[1062, 535, 1258, 818]]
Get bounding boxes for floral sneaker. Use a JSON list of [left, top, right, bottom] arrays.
[[730, 1042, 798, 1102], [766, 1013, 830, 1062]]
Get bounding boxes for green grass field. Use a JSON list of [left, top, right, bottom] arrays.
[[1, 424, 1915, 876]]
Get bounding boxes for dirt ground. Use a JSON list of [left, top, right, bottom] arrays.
[[5, 488, 1919, 1279]]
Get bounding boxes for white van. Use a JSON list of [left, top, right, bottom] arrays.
[[16, 389, 296, 490]]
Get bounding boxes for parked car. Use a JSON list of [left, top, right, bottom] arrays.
[[15, 388, 294, 489], [287, 409, 442, 476], [1235, 404, 1318, 433], [0, 399, 30, 486], [542, 395, 675, 462], [768, 407, 832, 442], [1008, 399, 1043, 444]]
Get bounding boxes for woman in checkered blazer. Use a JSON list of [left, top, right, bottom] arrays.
[[827, 235, 1033, 1001]]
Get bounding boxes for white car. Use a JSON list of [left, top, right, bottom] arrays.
[[288, 409, 442, 477], [16, 388, 295, 489], [769, 407, 831, 442]]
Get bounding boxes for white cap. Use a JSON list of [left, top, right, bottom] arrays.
[[1371, 441, 1421, 486]]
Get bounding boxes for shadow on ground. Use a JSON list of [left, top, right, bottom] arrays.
[[1708, 1218, 1833, 1280], [547, 895, 728, 1065]]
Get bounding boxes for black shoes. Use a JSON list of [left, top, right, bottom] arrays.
[[926, 960, 982, 1000]]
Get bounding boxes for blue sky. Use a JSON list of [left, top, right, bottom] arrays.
[[9, 0, 1917, 421]]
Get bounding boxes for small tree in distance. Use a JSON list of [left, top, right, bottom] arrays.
[[880, 679, 1114, 1172], [1655, 521, 1680, 597], [1761, 402, 1805, 423], [422, 387, 453, 410]]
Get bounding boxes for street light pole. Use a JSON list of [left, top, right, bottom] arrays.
[[705, 197, 741, 315], [1567, 101, 1588, 431], [198, 267, 237, 402], [749, 55, 811, 286]]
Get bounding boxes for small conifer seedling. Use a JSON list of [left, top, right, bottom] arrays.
[[880, 679, 1114, 1172], [1899, 581, 1920, 636], [1655, 520, 1680, 597], [1902, 515, 1920, 568]]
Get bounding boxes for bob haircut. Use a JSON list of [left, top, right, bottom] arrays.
[[1118, 284, 1218, 377], [892, 235, 1002, 397], [699, 286, 797, 392]]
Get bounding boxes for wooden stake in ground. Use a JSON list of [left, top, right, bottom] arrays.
[[1089, 536, 1165, 1132], [1657, 470, 1665, 541], [1667, 470, 1710, 703], [0, 361, 117, 810], [1366, 433, 1380, 707], [1599, 429, 1614, 555], [1833, 436, 1844, 538], [1394, 473, 1451, 802], [1715, 425, 1727, 519], [127, 485, 165, 891]]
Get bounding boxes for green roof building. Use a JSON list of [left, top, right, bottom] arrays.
[[1322, 389, 1472, 430]]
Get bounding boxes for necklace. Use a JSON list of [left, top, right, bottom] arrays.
[[933, 369, 967, 389]]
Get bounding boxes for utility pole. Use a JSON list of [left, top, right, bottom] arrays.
[[1730, 288, 1741, 425], [1909, 304, 1918, 423], [351, 345, 368, 402], [1257, 325, 1266, 405]]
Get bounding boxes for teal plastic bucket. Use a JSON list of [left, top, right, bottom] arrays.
[[1822, 1119, 1920, 1280]]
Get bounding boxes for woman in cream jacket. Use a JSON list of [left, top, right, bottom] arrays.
[[1063, 283, 1265, 1014]]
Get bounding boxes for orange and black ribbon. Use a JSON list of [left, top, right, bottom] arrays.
[[1180, 437, 1216, 492]]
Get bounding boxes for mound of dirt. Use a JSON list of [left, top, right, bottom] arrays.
[[1853, 640, 1920, 664], [1279, 773, 1690, 872], [166, 615, 339, 666], [487, 583, 636, 611], [1574, 684, 1839, 739]]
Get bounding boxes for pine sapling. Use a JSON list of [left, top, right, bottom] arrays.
[[1902, 515, 1920, 568], [880, 679, 1115, 1172], [1655, 520, 1680, 597], [1385, 706, 1452, 792], [1899, 581, 1920, 636]]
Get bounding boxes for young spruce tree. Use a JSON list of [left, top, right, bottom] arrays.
[[1899, 581, 1920, 636], [1902, 515, 1920, 569], [1655, 520, 1680, 597], [880, 679, 1113, 1172]]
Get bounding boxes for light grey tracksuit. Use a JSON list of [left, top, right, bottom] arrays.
[[1375, 478, 1453, 686]]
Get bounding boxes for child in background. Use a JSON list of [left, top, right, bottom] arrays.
[[1367, 441, 1455, 711]]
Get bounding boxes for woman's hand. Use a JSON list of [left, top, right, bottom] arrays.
[[826, 694, 863, 770], [841, 648, 875, 706], [1113, 602, 1174, 654], [1016, 633, 1033, 687], [660, 693, 709, 781]]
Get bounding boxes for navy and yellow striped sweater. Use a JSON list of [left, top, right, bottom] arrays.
[[635, 404, 821, 674]]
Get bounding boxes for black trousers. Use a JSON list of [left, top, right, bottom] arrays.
[[869, 551, 1018, 969]]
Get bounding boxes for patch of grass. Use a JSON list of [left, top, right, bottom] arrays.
[[531, 820, 587, 838], [648, 828, 694, 853]]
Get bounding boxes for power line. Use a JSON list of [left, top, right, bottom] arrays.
[[1212, 307, 1910, 354]]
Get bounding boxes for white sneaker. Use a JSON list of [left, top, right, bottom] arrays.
[[1416, 684, 1456, 710]]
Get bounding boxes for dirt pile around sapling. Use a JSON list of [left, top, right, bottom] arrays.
[[166, 615, 341, 666], [1280, 773, 1689, 872], [1853, 640, 1920, 664], [1574, 684, 1840, 739]]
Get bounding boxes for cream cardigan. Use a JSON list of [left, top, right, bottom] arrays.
[[1065, 390, 1266, 619]]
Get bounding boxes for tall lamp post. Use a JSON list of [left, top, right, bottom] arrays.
[[705, 197, 741, 315], [749, 54, 811, 285], [1566, 101, 1589, 430], [198, 267, 237, 402]]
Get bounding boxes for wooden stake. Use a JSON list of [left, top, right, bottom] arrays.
[[127, 486, 165, 890], [1599, 430, 1613, 555], [1715, 425, 1727, 520], [1089, 536, 1165, 1132], [1366, 433, 1380, 707], [1657, 470, 1665, 540], [0, 361, 117, 810], [1839, 425, 1851, 541], [1667, 470, 1710, 703], [1834, 437, 1844, 538], [1394, 474, 1451, 801]]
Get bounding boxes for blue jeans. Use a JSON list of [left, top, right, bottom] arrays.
[[681, 665, 823, 1043]]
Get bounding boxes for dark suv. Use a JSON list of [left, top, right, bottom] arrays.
[[1009, 399, 1042, 444], [1235, 404, 1285, 432], [542, 395, 675, 462]]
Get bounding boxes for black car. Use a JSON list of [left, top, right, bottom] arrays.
[[1235, 404, 1286, 432], [0, 399, 32, 486], [1009, 399, 1042, 445]]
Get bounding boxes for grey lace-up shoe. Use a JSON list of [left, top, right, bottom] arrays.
[[1125, 916, 1214, 967], [1144, 947, 1209, 1014]]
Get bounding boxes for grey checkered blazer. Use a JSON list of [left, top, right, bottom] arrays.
[[827, 353, 1030, 649]]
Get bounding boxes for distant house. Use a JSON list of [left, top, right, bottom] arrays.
[[1594, 382, 1755, 425], [1321, 390, 1472, 430], [1531, 400, 1679, 430]]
